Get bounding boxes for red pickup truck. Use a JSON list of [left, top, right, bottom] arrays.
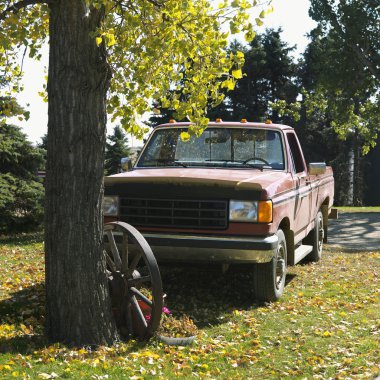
[[104, 120, 334, 301]]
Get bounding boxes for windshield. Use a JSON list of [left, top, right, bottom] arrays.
[[137, 127, 285, 170]]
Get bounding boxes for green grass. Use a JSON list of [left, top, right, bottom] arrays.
[[0, 233, 379, 379], [336, 206, 380, 213]]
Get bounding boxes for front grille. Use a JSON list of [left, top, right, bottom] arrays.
[[119, 198, 228, 229]]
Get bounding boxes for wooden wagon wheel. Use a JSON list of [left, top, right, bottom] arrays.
[[103, 221, 163, 340]]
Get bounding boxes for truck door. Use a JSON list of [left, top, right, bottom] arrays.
[[286, 132, 311, 241]]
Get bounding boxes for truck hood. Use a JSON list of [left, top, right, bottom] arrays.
[[105, 168, 288, 193]]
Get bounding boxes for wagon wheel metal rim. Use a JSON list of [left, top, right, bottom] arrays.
[[104, 221, 163, 340]]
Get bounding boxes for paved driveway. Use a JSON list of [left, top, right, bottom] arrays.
[[327, 212, 380, 251]]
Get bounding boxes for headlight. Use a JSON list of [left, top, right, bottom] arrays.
[[103, 196, 119, 216], [229, 200, 273, 223], [229, 200, 258, 222]]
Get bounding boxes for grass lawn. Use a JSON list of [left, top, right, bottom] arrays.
[[0, 233, 379, 379], [336, 206, 380, 213]]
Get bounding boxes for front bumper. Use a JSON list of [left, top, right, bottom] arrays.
[[136, 233, 278, 264]]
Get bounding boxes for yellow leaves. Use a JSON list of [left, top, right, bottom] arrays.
[[106, 34, 116, 47], [221, 78, 235, 91], [255, 17, 264, 26], [95, 30, 116, 48], [231, 69, 243, 79], [236, 51, 244, 59], [38, 373, 58, 379], [20, 323, 32, 335]]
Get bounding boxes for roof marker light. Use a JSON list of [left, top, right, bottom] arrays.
[[216, 118, 222, 122], [240, 118, 248, 123], [265, 119, 272, 124], [169, 119, 176, 123]]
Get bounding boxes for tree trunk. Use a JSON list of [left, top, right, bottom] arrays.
[[45, 0, 118, 346], [347, 148, 354, 206]]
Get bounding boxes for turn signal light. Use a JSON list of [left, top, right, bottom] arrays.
[[258, 200, 273, 223], [216, 118, 222, 122], [265, 119, 272, 124], [240, 118, 247, 123], [169, 119, 176, 123]]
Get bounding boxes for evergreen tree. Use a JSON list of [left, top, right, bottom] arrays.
[[0, 120, 45, 232], [104, 126, 130, 175], [221, 29, 299, 122]]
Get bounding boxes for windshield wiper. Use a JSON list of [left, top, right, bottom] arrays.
[[154, 159, 187, 168], [205, 159, 271, 171]]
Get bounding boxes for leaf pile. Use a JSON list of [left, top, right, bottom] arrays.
[[157, 315, 198, 338], [0, 233, 379, 379]]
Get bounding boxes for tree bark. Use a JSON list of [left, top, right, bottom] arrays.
[[45, 0, 118, 346]]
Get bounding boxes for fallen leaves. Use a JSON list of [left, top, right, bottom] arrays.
[[0, 239, 379, 379]]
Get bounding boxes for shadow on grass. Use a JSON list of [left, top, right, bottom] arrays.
[[0, 283, 47, 354], [0, 231, 44, 246], [0, 264, 297, 353], [160, 264, 297, 328]]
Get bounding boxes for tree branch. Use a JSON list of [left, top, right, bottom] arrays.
[[0, 0, 49, 21], [145, 0, 165, 8], [321, 0, 379, 80]]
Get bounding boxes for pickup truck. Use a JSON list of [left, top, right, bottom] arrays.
[[103, 120, 334, 301]]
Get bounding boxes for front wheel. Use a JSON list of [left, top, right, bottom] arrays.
[[253, 229, 287, 302]]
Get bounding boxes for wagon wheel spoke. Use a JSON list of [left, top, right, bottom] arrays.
[[106, 230, 122, 270], [130, 295, 148, 328], [121, 233, 129, 274], [104, 221, 163, 340], [105, 250, 117, 272], [127, 275, 151, 287], [127, 252, 142, 275], [130, 287, 153, 307], [120, 297, 134, 338]]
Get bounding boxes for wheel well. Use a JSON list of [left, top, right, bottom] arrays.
[[321, 197, 329, 243], [278, 218, 294, 264]]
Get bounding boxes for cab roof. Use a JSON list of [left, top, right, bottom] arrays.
[[155, 121, 294, 131]]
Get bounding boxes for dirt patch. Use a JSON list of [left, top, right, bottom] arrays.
[[327, 212, 380, 251]]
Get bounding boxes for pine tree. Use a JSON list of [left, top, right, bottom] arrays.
[[0, 120, 45, 232], [104, 126, 130, 175]]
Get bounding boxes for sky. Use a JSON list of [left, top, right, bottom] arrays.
[[12, 0, 317, 146]]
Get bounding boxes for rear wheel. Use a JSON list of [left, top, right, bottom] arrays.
[[304, 211, 324, 262], [253, 229, 287, 302]]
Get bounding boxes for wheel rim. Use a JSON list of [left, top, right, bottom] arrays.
[[104, 222, 163, 340], [317, 214, 324, 252], [275, 242, 286, 290]]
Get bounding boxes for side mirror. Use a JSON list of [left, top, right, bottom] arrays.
[[120, 157, 132, 172], [308, 162, 326, 175]]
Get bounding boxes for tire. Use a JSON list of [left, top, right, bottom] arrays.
[[253, 229, 287, 302], [304, 211, 324, 262]]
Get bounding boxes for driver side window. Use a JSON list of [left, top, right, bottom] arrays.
[[286, 133, 305, 174]]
